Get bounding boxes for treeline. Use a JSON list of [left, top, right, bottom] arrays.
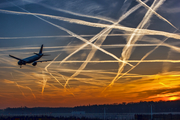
[[0, 116, 102, 120], [73, 100, 180, 113], [0, 115, 180, 120], [1, 100, 180, 114], [135, 114, 180, 120]]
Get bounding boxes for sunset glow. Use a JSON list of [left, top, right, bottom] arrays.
[[169, 97, 179, 101]]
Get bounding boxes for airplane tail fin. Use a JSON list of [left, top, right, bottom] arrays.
[[39, 44, 43, 54]]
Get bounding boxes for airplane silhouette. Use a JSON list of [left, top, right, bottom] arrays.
[[9, 44, 51, 68]]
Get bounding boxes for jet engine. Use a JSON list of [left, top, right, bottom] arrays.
[[32, 61, 37, 66]]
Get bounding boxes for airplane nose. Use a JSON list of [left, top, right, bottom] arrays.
[[18, 61, 22, 65]]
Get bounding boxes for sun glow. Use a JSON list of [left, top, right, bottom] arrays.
[[169, 97, 179, 101]]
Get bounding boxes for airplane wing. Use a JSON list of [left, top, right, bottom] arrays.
[[9, 55, 22, 61], [36, 60, 52, 62]]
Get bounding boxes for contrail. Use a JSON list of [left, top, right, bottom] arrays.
[[116, 0, 161, 84], [15, 83, 36, 99], [41, 71, 47, 95], [44, 54, 64, 87], [128, 60, 180, 63], [0, 0, 44, 9], [50, 69, 109, 86], [24, 86, 36, 99], [0, 9, 180, 40], [52, 68, 146, 79], [115, 35, 171, 83], [51, 60, 180, 63], [47, 67, 113, 86], [63, 27, 112, 88], [136, 0, 179, 30], [102, 43, 165, 48], [162, 50, 172, 73], [39, 3, 115, 24], [14, 82, 26, 97], [0, 33, 152, 40], [44, 54, 75, 96], [121, 0, 163, 60], [159, 82, 172, 88], [10, 71, 36, 99], [104, 0, 165, 91], [63, 0, 149, 88], [141, 38, 180, 53], [14, 70, 38, 80], [0, 43, 174, 52], [56, 26, 133, 66], [10, 73, 26, 98], [0, 9, 117, 29]]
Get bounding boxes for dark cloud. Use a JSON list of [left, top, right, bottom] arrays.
[[137, 86, 180, 98]]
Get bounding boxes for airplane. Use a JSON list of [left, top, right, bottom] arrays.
[[9, 44, 51, 68]]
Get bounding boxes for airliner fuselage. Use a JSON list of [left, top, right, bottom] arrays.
[[9, 44, 50, 68]]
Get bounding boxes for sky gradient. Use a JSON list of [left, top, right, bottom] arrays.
[[0, 0, 180, 109]]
